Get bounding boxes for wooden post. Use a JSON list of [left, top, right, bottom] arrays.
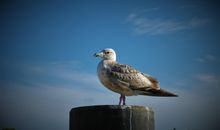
[[69, 105, 154, 130]]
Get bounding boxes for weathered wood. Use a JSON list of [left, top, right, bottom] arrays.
[[69, 105, 154, 130]]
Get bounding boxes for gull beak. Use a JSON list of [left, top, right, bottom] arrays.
[[94, 52, 104, 57]]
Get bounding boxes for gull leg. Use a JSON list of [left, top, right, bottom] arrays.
[[119, 94, 123, 105], [119, 95, 126, 105], [122, 95, 126, 105]]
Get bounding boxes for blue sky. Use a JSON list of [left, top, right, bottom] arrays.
[[1, 0, 220, 130]]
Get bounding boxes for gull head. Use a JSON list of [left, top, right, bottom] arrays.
[[94, 48, 116, 61]]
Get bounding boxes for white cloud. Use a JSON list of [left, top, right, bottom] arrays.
[[127, 9, 210, 35]]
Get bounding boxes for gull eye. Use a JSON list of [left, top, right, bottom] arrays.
[[105, 51, 110, 54]]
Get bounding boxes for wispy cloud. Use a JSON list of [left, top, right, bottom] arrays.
[[2, 60, 220, 130], [197, 54, 218, 63], [179, 5, 197, 9], [127, 8, 160, 22], [16, 61, 101, 88], [126, 9, 210, 35], [195, 73, 220, 85], [1, 60, 108, 97], [1, 60, 117, 130]]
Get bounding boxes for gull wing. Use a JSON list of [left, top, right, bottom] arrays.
[[107, 63, 160, 90]]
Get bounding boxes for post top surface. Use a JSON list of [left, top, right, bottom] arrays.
[[70, 105, 153, 112]]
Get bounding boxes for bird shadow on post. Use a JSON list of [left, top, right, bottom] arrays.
[[69, 105, 154, 130]]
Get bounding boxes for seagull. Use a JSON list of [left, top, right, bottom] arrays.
[[94, 48, 177, 105]]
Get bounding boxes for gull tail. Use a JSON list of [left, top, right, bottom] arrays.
[[140, 88, 178, 97]]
